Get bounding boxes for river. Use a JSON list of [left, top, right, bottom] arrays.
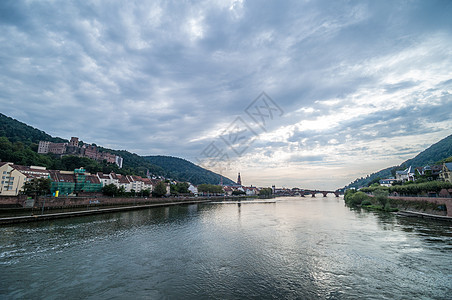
[[1, 196, 451, 299]]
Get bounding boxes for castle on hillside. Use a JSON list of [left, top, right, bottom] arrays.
[[37, 137, 123, 168]]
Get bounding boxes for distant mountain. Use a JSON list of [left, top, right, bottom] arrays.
[[345, 134, 452, 189], [0, 113, 234, 185], [144, 156, 235, 186]]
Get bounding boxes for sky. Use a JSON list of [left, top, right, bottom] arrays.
[[1, 0, 451, 190]]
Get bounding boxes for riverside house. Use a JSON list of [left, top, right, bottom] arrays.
[[439, 162, 452, 183], [0, 162, 50, 196]]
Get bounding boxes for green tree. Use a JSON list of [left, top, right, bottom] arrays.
[[22, 178, 51, 198], [198, 184, 223, 194], [259, 188, 273, 197], [373, 189, 389, 208], [102, 184, 118, 196], [141, 189, 151, 197], [153, 181, 168, 197], [344, 190, 369, 206], [171, 182, 190, 195], [118, 186, 126, 196]]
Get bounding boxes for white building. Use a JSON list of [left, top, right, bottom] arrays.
[[395, 166, 415, 182], [188, 184, 198, 196], [37, 141, 51, 154]]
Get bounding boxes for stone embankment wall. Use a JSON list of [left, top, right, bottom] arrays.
[[0, 195, 212, 209], [0, 196, 27, 207], [388, 196, 452, 217]]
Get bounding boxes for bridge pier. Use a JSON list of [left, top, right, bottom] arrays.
[[322, 192, 328, 197], [311, 191, 316, 197], [334, 192, 339, 197]]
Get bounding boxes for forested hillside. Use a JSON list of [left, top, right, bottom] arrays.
[[345, 133, 452, 189], [144, 156, 235, 185], [0, 113, 66, 144], [403, 134, 452, 167], [0, 113, 233, 184]]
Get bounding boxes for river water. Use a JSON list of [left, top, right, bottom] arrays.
[[1, 196, 451, 299]]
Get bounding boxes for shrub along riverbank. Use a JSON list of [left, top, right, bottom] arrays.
[[359, 181, 452, 196], [344, 189, 398, 212], [344, 182, 451, 215]]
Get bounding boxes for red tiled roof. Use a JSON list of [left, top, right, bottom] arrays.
[[117, 175, 130, 184], [141, 178, 152, 184], [49, 170, 75, 183], [85, 175, 101, 184]]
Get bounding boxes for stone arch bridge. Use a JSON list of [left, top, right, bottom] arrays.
[[301, 190, 342, 197]]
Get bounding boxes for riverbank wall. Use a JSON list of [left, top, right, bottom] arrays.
[[0, 195, 242, 210], [388, 196, 452, 217], [0, 199, 211, 225]]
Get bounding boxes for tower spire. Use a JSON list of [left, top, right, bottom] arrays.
[[237, 172, 242, 186]]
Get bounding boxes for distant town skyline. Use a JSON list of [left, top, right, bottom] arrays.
[[1, 0, 451, 190]]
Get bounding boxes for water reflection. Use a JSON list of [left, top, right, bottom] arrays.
[[1, 197, 451, 299]]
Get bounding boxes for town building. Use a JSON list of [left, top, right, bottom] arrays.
[[416, 165, 442, 180], [0, 162, 27, 196], [49, 170, 76, 196], [439, 162, 452, 183], [37, 141, 51, 154], [244, 186, 258, 196], [37, 137, 123, 168], [395, 166, 415, 182], [188, 184, 198, 196], [379, 178, 397, 187], [49, 168, 102, 196], [0, 162, 51, 196]]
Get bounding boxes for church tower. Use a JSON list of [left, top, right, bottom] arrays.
[[237, 173, 242, 186]]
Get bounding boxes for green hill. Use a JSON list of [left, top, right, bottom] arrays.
[[0, 113, 234, 185], [403, 134, 452, 167], [345, 134, 452, 189], [144, 155, 235, 185], [0, 113, 66, 144]]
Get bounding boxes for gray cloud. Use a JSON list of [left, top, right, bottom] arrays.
[[1, 0, 451, 188]]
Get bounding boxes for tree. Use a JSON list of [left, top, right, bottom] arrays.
[[171, 182, 190, 195], [198, 184, 223, 194], [259, 188, 273, 197], [344, 190, 370, 206], [22, 178, 51, 198], [102, 184, 118, 196], [368, 177, 381, 187], [141, 189, 151, 197], [118, 186, 126, 196], [373, 189, 389, 208], [153, 181, 167, 197]]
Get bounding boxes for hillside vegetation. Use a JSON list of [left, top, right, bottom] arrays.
[[0, 113, 66, 144], [0, 113, 233, 185], [144, 155, 235, 185]]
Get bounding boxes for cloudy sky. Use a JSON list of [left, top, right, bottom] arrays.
[[1, 0, 451, 190]]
